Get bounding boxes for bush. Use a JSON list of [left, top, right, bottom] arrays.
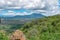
[[0, 32, 9, 40]]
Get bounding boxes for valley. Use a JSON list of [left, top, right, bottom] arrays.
[[0, 14, 60, 40]]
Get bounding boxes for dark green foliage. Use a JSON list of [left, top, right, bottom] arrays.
[[20, 15, 60, 40], [0, 24, 22, 33], [0, 14, 60, 40], [0, 32, 9, 40]]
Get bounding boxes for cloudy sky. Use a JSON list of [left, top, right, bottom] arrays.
[[0, 0, 60, 16]]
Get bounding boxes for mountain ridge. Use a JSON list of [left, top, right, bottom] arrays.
[[1, 13, 45, 19]]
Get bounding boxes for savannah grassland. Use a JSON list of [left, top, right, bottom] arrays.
[[0, 15, 60, 40]]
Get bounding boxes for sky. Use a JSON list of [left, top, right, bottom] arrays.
[[0, 0, 60, 16]]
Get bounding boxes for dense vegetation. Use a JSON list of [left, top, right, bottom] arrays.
[[0, 30, 9, 40], [0, 14, 60, 40], [0, 24, 22, 33], [20, 15, 60, 40]]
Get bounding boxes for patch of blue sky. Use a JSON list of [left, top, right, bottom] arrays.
[[11, 9, 31, 13], [1, 9, 31, 13]]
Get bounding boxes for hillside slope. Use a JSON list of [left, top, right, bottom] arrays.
[[20, 15, 60, 40]]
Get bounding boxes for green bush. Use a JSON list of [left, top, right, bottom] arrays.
[[0, 32, 9, 40], [20, 15, 60, 40]]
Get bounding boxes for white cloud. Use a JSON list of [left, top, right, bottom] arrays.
[[0, 9, 4, 11], [0, 0, 58, 9], [2, 10, 33, 16], [0, 0, 5, 5], [0, 0, 60, 16]]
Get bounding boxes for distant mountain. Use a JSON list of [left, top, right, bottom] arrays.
[[1, 13, 45, 20], [13, 13, 44, 18]]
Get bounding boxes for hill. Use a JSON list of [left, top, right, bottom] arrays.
[[1, 13, 44, 20], [20, 14, 60, 40], [1, 13, 44, 24]]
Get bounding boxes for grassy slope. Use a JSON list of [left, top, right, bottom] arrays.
[[20, 15, 60, 40]]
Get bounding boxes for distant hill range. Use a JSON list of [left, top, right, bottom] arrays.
[[1, 13, 45, 20], [0, 13, 45, 24]]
